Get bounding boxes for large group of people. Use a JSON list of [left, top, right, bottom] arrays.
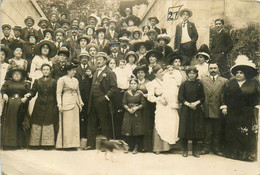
[[1, 3, 259, 163]]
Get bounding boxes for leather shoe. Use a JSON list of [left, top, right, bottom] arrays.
[[182, 151, 188, 157], [214, 151, 224, 157], [193, 151, 200, 158], [85, 146, 94, 150]]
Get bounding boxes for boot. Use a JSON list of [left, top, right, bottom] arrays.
[[182, 139, 188, 157], [133, 144, 138, 154], [192, 140, 200, 158]]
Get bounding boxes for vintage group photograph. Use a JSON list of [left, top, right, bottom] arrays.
[[0, 0, 260, 174]]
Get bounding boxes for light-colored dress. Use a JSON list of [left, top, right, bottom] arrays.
[[56, 75, 83, 148], [147, 77, 179, 152], [195, 63, 209, 79]]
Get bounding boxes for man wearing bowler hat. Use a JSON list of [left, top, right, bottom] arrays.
[[22, 16, 38, 41], [86, 52, 118, 150], [1, 24, 13, 46], [174, 8, 198, 66]]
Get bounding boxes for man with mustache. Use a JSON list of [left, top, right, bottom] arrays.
[[22, 16, 38, 41], [200, 61, 228, 156], [37, 17, 49, 41]]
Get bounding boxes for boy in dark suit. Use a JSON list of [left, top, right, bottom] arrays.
[[210, 19, 233, 79], [174, 8, 198, 66]]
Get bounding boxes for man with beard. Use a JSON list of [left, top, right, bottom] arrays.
[[1, 24, 13, 46], [211, 19, 233, 79], [37, 17, 49, 41], [200, 61, 228, 156]]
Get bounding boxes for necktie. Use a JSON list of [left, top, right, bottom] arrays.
[[213, 76, 215, 82], [183, 22, 186, 27]]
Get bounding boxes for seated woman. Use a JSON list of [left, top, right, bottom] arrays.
[[1, 67, 31, 149]]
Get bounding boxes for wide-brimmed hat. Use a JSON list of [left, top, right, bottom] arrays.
[[95, 52, 109, 60], [132, 28, 142, 36], [157, 34, 171, 44], [124, 51, 139, 63], [88, 14, 99, 23], [57, 46, 70, 57], [148, 16, 159, 24], [38, 17, 49, 27], [107, 18, 117, 26], [43, 28, 54, 37], [27, 31, 38, 40], [2, 24, 11, 30], [108, 40, 120, 46], [77, 34, 91, 44], [133, 65, 149, 77], [145, 50, 163, 60], [54, 28, 66, 36], [230, 55, 257, 79], [101, 15, 109, 22], [146, 29, 158, 36], [167, 52, 184, 64], [12, 26, 22, 31], [119, 28, 131, 38], [133, 40, 153, 51], [24, 16, 35, 25], [6, 67, 28, 80], [34, 39, 57, 58], [63, 61, 79, 71], [9, 42, 24, 51], [86, 43, 99, 52], [179, 8, 193, 17], [125, 15, 141, 26], [195, 52, 210, 62], [95, 27, 106, 34], [1, 44, 12, 60], [119, 36, 130, 43]]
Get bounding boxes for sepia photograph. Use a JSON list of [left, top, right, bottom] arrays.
[[0, 0, 260, 174]]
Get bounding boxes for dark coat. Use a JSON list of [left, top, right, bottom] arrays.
[[105, 30, 118, 41], [37, 29, 45, 41], [47, 22, 61, 31], [88, 66, 118, 113], [156, 45, 174, 60], [21, 27, 38, 41], [29, 77, 58, 126], [211, 29, 233, 55], [108, 52, 124, 66], [23, 43, 36, 62], [174, 21, 198, 50], [52, 63, 67, 81], [1, 37, 13, 47], [150, 26, 161, 34]]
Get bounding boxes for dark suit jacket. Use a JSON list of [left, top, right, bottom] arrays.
[[174, 21, 198, 50], [105, 30, 118, 41], [47, 22, 61, 31], [88, 66, 118, 113], [37, 29, 45, 41], [52, 63, 67, 81], [1, 37, 13, 46], [21, 27, 38, 41], [211, 29, 233, 55], [150, 26, 161, 34], [201, 75, 228, 118], [156, 45, 174, 59]]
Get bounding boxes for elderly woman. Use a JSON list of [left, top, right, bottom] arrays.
[[24, 64, 58, 149], [133, 65, 155, 152], [1, 67, 31, 149], [222, 55, 259, 161], [56, 61, 84, 149]]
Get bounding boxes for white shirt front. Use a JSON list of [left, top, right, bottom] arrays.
[[181, 21, 191, 44], [97, 65, 106, 77]]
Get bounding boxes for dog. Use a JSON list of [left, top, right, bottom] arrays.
[[99, 138, 129, 161]]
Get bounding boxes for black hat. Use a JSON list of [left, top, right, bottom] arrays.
[[43, 28, 54, 37], [125, 15, 141, 26], [57, 46, 70, 57], [24, 16, 35, 25], [1, 44, 11, 59], [145, 50, 163, 60], [133, 40, 153, 51], [118, 28, 131, 38], [77, 35, 91, 44], [6, 67, 28, 80], [63, 61, 79, 71], [27, 31, 38, 40], [60, 19, 70, 26], [9, 42, 24, 51], [95, 27, 106, 34], [132, 65, 149, 77], [167, 52, 184, 64]]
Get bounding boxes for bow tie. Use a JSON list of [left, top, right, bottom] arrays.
[[183, 21, 187, 27]]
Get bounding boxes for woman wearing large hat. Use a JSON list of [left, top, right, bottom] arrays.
[[125, 15, 141, 28], [73, 35, 91, 58], [56, 61, 83, 149], [133, 40, 154, 61], [156, 33, 174, 62], [8, 42, 28, 71], [43, 28, 54, 41], [1, 67, 31, 149], [145, 50, 163, 81], [222, 55, 258, 161]]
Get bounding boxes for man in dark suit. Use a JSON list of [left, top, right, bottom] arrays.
[[1, 24, 13, 46], [174, 8, 198, 66], [108, 41, 124, 65], [86, 52, 118, 149], [105, 19, 118, 41], [201, 61, 228, 156], [74, 52, 93, 146], [21, 16, 38, 41], [47, 12, 61, 31], [211, 19, 233, 79], [148, 16, 161, 34], [37, 17, 49, 42]]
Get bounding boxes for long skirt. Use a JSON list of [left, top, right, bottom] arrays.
[[29, 124, 55, 146], [56, 105, 80, 148]]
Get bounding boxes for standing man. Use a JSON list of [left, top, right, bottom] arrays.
[[211, 19, 233, 79], [48, 12, 61, 31], [37, 17, 49, 41], [22, 16, 38, 41], [200, 61, 228, 156], [148, 16, 161, 34], [174, 8, 198, 66], [86, 52, 118, 150]]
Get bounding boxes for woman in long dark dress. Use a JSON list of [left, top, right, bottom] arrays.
[[133, 65, 155, 152], [178, 67, 205, 158], [222, 55, 258, 161], [121, 78, 145, 154], [1, 68, 31, 149], [24, 64, 58, 148]]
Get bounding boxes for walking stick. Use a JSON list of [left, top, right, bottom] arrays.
[[108, 102, 115, 140]]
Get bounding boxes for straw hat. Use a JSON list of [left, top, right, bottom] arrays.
[[157, 34, 171, 44]]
